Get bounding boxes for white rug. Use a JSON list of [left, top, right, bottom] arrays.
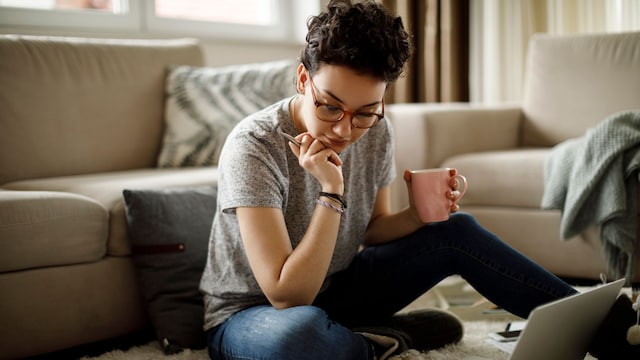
[[81, 277, 605, 359], [83, 321, 509, 360], [84, 278, 514, 359]]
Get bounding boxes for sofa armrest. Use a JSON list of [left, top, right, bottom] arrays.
[[387, 102, 523, 169], [385, 102, 523, 211]]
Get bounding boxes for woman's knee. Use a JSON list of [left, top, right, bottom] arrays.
[[211, 305, 369, 359], [447, 212, 478, 227], [441, 212, 490, 237], [234, 305, 332, 342], [269, 306, 368, 357], [277, 305, 333, 335]]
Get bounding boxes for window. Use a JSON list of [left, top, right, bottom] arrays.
[[0, 0, 317, 43], [145, 0, 293, 41], [154, 0, 273, 26], [0, 0, 122, 13], [0, 0, 137, 29]]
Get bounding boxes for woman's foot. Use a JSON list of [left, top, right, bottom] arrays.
[[385, 308, 464, 350], [354, 308, 464, 359]]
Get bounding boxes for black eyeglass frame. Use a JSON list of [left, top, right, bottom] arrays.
[[307, 75, 385, 129]]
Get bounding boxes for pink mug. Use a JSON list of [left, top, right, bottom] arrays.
[[410, 168, 468, 223]]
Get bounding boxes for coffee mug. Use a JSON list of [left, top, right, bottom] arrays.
[[410, 168, 468, 223]]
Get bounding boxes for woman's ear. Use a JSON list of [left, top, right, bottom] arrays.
[[296, 63, 307, 94]]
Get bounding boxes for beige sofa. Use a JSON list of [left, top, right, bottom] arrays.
[[387, 31, 640, 284], [0, 35, 219, 359], [0, 34, 300, 358]]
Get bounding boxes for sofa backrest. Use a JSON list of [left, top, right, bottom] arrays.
[[522, 31, 640, 147], [0, 35, 204, 184]]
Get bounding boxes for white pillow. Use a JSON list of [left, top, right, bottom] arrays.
[[157, 60, 297, 168]]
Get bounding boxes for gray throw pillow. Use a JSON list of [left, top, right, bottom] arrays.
[[157, 59, 298, 168], [122, 186, 217, 354]]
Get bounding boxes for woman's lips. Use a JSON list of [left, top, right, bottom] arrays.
[[326, 138, 349, 147]]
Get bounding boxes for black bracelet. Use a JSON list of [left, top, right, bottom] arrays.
[[319, 192, 347, 209]]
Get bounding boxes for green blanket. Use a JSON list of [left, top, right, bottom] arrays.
[[541, 111, 640, 284]]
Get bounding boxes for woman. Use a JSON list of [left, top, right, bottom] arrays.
[[200, 1, 634, 359]]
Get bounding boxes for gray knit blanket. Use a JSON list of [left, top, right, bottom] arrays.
[[541, 111, 640, 284]]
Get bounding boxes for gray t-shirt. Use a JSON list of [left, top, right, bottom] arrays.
[[200, 97, 396, 330]]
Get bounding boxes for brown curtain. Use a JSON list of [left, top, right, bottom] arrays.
[[383, 0, 469, 104]]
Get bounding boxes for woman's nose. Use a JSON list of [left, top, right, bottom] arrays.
[[332, 113, 353, 137]]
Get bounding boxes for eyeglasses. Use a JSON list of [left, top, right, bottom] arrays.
[[308, 75, 384, 129]]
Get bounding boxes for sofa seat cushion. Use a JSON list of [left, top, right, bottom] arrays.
[[0, 190, 108, 272], [441, 148, 549, 208], [2, 167, 218, 256]]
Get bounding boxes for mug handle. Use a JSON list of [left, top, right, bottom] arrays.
[[452, 174, 468, 201]]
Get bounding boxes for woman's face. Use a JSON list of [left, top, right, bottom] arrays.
[[293, 64, 387, 154]]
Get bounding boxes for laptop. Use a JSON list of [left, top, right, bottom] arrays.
[[490, 278, 625, 360]]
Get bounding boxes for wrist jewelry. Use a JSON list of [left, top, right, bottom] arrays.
[[319, 192, 347, 209], [316, 199, 346, 220]]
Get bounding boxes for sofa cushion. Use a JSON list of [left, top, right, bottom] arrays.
[[0, 190, 108, 272], [156, 59, 298, 168], [0, 35, 204, 185], [2, 167, 218, 256], [123, 186, 217, 354], [441, 148, 549, 208], [522, 32, 640, 147]]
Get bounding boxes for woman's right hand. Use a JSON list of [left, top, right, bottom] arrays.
[[289, 133, 344, 194]]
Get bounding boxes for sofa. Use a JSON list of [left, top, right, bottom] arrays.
[[0, 34, 296, 358], [387, 31, 640, 285]]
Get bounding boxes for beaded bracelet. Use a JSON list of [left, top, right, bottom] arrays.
[[319, 192, 347, 209], [316, 199, 347, 220]]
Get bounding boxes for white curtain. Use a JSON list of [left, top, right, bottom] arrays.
[[470, 0, 640, 104]]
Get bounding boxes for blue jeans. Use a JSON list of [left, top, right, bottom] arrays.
[[207, 213, 577, 359]]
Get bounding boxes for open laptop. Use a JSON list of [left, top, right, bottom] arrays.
[[491, 278, 625, 360]]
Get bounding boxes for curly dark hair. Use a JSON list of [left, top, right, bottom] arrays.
[[300, 0, 413, 83]]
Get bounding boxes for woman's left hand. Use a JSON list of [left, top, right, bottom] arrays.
[[447, 168, 461, 213], [403, 168, 461, 220]]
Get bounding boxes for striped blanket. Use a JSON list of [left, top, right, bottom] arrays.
[[541, 111, 640, 283]]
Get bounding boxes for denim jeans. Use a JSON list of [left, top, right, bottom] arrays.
[[207, 212, 577, 360]]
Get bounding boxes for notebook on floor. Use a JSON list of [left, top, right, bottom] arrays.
[[489, 278, 625, 360]]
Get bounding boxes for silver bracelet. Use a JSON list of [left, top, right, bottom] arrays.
[[319, 191, 347, 209], [316, 199, 346, 220]]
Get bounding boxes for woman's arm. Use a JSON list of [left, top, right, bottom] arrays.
[[237, 134, 345, 309], [363, 169, 462, 245], [362, 186, 423, 245], [237, 202, 341, 309]]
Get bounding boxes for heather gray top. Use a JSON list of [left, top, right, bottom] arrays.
[[200, 97, 396, 330]]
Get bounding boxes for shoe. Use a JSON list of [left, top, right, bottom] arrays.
[[354, 326, 410, 360], [589, 294, 640, 359], [354, 308, 464, 359], [386, 308, 464, 351]]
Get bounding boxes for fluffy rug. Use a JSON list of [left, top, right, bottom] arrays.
[[80, 279, 605, 359], [83, 321, 509, 360]]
